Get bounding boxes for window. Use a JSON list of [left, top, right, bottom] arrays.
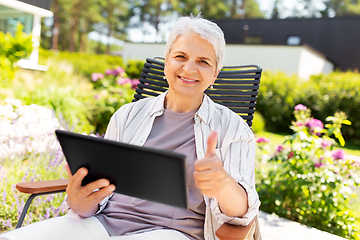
[[287, 36, 301, 45], [244, 35, 262, 44]]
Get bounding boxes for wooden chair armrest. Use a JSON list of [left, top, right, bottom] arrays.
[[216, 218, 255, 240], [16, 179, 69, 194]]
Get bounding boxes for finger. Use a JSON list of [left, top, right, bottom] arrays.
[[80, 178, 112, 196], [68, 167, 88, 189], [88, 184, 116, 203], [205, 131, 218, 158]]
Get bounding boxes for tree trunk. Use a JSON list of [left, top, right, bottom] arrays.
[[69, 1, 81, 52], [52, 0, 59, 50]]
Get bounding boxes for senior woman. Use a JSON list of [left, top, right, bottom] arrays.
[[0, 16, 260, 240]]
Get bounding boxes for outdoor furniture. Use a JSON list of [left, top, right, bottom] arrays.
[[15, 57, 262, 240]]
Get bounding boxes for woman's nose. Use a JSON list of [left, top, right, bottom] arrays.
[[183, 60, 197, 74]]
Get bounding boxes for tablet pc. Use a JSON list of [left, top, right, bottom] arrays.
[[55, 130, 188, 209]]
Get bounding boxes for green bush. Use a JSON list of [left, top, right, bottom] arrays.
[[256, 105, 360, 239], [89, 67, 137, 134], [252, 111, 265, 133], [8, 60, 97, 134], [39, 49, 124, 78], [126, 59, 144, 79], [0, 24, 33, 87], [257, 71, 360, 143]]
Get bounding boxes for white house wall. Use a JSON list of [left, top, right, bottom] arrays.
[[122, 42, 334, 79]]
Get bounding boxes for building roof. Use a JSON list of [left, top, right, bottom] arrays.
[[0, 0, 53, 17], [17, 0, 51, 10], [214, 16, 360, 71]]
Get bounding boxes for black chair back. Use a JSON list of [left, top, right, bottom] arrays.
[[133, 57, 262, 128]]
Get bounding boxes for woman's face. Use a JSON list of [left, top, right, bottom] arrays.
[[164, 34, 220, 100]]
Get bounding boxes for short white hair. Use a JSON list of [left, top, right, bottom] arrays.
[[165, 15, 226, 72]]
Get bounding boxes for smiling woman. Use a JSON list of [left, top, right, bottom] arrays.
[[164, 34, 220, 113], [0, 15, 260, 240]]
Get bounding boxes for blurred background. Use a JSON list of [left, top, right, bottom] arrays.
[[1, 0, 360, 238]]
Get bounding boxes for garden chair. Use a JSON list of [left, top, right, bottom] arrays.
[[15, 57, 262, 240]]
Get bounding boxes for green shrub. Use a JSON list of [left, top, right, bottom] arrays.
[[39, 49, 124, 78], [256, 104, 360, 239], [257, 71, 302, 133], [0, 24, 33, 87], [257, 70, 360, 143], [126, 59, 144, 79], [252, 111, 265, 133], [9, 60, 97, 134], [89, 67, 137, 134]]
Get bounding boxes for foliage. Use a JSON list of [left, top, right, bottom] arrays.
[[5, 59, 96, 134], [256, 104, 360, 239], [89, 67, 138, 134], [39, 49, 124, 78], [0, 24, 33, 87], [256, 70, 360, 142], [0, 100, 68, 232], [126, 59, 145, 79], [321, 0, 360, 17], [252, 111, 265, 133]]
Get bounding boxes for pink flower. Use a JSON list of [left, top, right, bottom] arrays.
[[131, 79, 140, 89], [314, 162, 325, 168], [288, 152, 294, 159], [294, 104, 307, 111], [117, 78, 132, 85], [256, 137, 270, 143], [321, 140, 332, 148], [306, 118, 324, 135], [94, 94, 100, 99], [295, 122, 303, 127], [91, 73, 104, 81], [332, 149, 345, 160], [114, 67, 125, 76], [105, 69, 113, 75], [276, 145, 284, 153]]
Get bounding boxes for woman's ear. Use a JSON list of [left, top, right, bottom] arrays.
[[212, 69, 221, 84]]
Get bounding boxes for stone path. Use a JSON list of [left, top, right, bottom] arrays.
[[258, 211, 346, 240]]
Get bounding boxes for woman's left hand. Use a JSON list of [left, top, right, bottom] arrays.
[[194, 131, 231, 199], [194, 131, 248, 217]]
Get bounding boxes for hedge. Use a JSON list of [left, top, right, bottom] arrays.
[[257, 71, 360, 142]]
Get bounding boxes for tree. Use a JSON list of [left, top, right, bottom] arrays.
[[98, 0, 132, 54], [321, 0, 360, 17]]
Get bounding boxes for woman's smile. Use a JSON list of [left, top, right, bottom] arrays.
[[178, 75, 198, 83]]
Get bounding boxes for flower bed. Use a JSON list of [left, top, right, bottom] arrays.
[[0, 100, 68, 232], [256, 104, 360, 239]]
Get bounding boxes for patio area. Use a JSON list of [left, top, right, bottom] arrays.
[[258, 211, 346, 240]]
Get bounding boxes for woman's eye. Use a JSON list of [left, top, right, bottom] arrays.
[[175, 55, 185, 59], [200, 60, 209, 65]]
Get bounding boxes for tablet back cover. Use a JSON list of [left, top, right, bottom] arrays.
[[55, 130, 188, 209]]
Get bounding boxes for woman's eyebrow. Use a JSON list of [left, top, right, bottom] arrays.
[[174, 51, 187, 55]]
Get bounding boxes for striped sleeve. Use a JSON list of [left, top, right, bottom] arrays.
[[208, 110, 260, 226]]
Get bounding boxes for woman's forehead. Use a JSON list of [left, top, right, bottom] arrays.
[[171, 34, 216, 59]]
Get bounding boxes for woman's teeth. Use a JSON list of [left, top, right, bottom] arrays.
[[179, 76, 196, 82]]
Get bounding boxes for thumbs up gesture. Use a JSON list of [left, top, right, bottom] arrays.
[[194, 131, 231, 199]]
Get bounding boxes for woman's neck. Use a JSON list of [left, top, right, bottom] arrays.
[[164, 91, 203, 113]]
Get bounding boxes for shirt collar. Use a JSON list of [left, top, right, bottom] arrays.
[[149, 91, 215, 125]]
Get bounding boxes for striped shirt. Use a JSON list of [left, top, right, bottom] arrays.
[[101, 91, 260, 240]]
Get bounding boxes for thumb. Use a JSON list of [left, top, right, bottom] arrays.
[[205, 131, 218, 158]]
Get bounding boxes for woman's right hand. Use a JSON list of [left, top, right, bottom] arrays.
[[64, 164, 116, 217]]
